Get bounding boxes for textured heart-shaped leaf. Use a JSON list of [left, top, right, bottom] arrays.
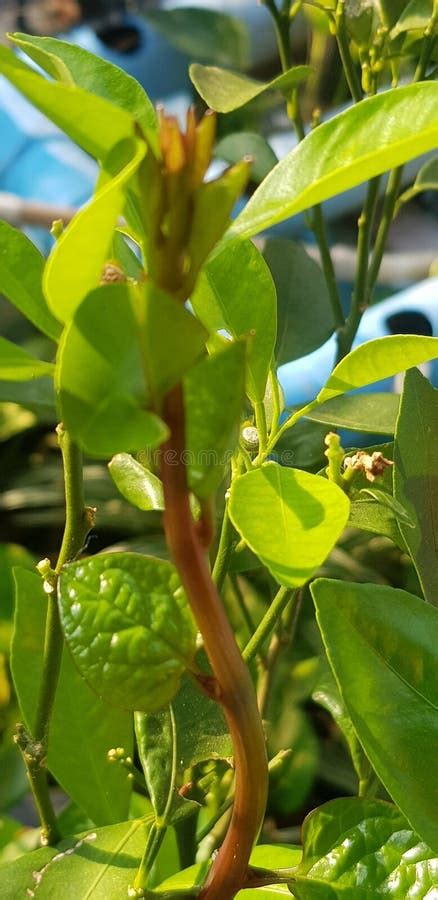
[[293, 797, 438, 898], [58, 553, 197, 712]]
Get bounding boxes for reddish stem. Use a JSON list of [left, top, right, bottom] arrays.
[[160, 385, 268, 900]]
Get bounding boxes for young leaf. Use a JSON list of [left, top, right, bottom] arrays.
[[263, 239, 334, 365], [12, 569, 132, 826], [390, 0, 433, 37], [135, 283, 207, 403], [396, 154, 438, 211], [189, 63, 311, 113], [44, 138, 145, 323], [230, 82, 438, 238], [144, 7, 249, 68], [293, 797, 438, 898], [229, 463, 350, 587], [135, 677, 231, 825], [10, 32, 158, 151], [312, 578, 438, 852], [316, 335, 438, 403], [215, 132, 278, 183], [109, 453, 164, 511], [0, 818, 153, 900], [0, 223, 61, 342], [0, 45, 134, 162], [57, 284, 168, 458], [185, 341, 246, 498], [0, 338, 54, 381], [58, 552, 197, 713], [191, 239, 276, 403], [306, 392, 400, 434], [394, 368, 438, 606]]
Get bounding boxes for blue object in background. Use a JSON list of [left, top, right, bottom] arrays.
[[279, 278, 438, 412]]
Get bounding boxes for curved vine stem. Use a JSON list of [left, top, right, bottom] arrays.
[[160, 385, 268, 900]]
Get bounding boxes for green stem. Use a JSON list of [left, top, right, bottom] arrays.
[[243, 586, 295, 665], [333, 3, 362, 103], [365, 167, 403, 302], [211, 506, 234, 592], [230, 574, 257, 638], [265, 399, 319, 458], [254, 401, 268, 457], [134, 822, 167, 890], [311, 206, 345, 330], [336, 176, 381, 361], [16, 427, 90, 846]]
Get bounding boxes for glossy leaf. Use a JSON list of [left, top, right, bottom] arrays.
[[144, 7, 249, 68], [135, 282, 207, 403], [156, 844, 302, 897], [307, 392, 399, 434], [0, 45, 134, 161], [391, 0, 433, 37], [317, 335, 438, 403], [229, 463, 350, 587], [192, 238, 276, 402], [293, 797, 438, 898], [215, 132, 278, 183], [11, 32, 158, 151], [312, 578, 438, 852], [230, 82, 438, 238], [0, 222, 61, 342], [44, 139, 145, 323], [12, 569, 132, 826], [394, 368, 438, 605], [57, 284, 168, 457], [0, 337, 54, 381], [263, 238, 334, 365], [135, 676, 231, 824], [190, 63, 311, 113], [109, 453, 164, 511], [58, 552, 197, 713], [312, 661, 371, 786], [185, 341, 246, 498], [0, 819, 153, 900]]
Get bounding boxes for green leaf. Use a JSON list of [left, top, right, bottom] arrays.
[[11, 569, 132, 826], [192, 239, 276, 403], [109, 453, 164, 511], [358, 486, 414, 528], [397, 154, 438, 212], [57, 284, 168, 458], [135, 677, 231, 824], [0, 45, 134, 162], [58, 552, 197, 713], [312, 578, 438, 852], [0, 819, 153, 900], [44, 138, 145, 323], [0, 337, 54, 381], [0, 543, 34, 623], [135, 283, 207, 403], [375, 0, 409, 28], [189, 63, 311, 113], [215, 132, 278, 183], [263, 239, 334, 365], [306, 392, 400, 434], [317, 335, 438, 403], [155, 844, 302, 897], [391, 0, 433, 37], [185, 341, 246, 498], [112, 230, 144, 280], [230, 82, 438, 238], [144, 8, 249, 68], [11, 32, 158, 152], [0, 223, 61, 342], [229, 463, 350, 587], [293, 797, 438, 898], [394, 368, 438, 605], [0, 377, 55, 417]]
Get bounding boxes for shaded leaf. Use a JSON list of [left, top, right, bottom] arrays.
[[215, 132, 278, 183], [190, 63, 311, 113], [263, 238, 334, 365], [58, 552, 197, 712], [12, 569, 132, 826], [306, 392, 400, 434], [312, 578, 438, 852], [0, 223, 61, 342], [145, 8, 249, 68], [0, 337, 54, 381], [229, 462, 350, 587], [394, 368, 438, 605], [391, 0, 433, 37]]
